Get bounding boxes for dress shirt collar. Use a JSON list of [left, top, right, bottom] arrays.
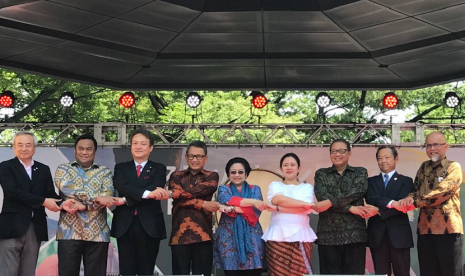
[[134, 160, 148, 169], [328, 164, 355, 173], [381, 170, 396, 180], [70, 160, 100, 170], [19, 158, 34, 169], [183, 168, 207, 176], [19, 159, 34, 179]]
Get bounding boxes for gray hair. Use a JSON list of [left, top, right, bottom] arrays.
[[13, 131, 38, 146]]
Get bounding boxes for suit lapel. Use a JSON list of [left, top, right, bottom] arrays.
[[375, 173, 385, 191], [139, 161, 153, 180], [127, 161, 139, 186], [385, 172, 399, 191], [13, 158, 32, 185]]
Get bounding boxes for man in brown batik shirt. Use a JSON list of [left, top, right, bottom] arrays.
[[169, 140, 219, 276], [400, 131, 463, 276]]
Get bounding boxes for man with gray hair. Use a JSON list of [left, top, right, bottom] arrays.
[[0, 131, 61, 276]]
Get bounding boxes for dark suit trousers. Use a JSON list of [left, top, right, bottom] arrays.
[[171, 241, 213, 276], [58, 240, 108, 276], [318, 242, 366, 275], [418, 234, 463, 276], [117, 215, 161, 275], [370, 231, 410, 276]]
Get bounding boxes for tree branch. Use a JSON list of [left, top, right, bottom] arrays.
[[4, 81, 66, 123], [406, 104, 441, 122]]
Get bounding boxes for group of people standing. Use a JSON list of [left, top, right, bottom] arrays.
[[0, 128, 462, 276]]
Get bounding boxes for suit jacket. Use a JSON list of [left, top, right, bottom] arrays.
[[0, 157, 59, 241], [111, 160, 167, 239], [366, 172, 414, 249]]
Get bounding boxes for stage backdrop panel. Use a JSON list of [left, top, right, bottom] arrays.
[[1, 146, 465, 275]]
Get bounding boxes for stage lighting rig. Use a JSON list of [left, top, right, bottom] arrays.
[[444, 92, 461, 108], [383, 92, 399, 109], [0, 90, 15, 108], [316, 92, 331, 108], [186, 92, 202, 108], [119, 92, 136, 108], [251, 91, 267, 109], [60, 92, 75, 107]]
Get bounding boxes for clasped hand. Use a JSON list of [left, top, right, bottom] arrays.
[[147, 187, 170, 200]]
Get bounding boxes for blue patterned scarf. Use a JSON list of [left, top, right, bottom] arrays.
[[230, 181, 254, 264]]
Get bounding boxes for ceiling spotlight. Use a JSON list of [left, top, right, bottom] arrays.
[[186, 92, 202, 108], [59, 92, 75, 107], [383, 92, 399, 109], [119, 92, 135, 108], [0, 90, 15, 108], [251, 91, 267, 109], [444, 91, 461, 108], [316, 92, 331, 108]]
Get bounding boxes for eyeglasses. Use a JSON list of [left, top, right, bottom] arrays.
[[186, 154, 206, 160], [422, 143, 446, 149], [230, 170, 245, 175], [330, 149, 348, 155]]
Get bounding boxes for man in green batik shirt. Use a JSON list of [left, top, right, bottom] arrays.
[[314, 139, 378, 275]]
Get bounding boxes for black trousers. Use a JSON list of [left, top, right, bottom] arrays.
[[117, 216, 161, 276], [418, 234, 463, 276], [58, 240, 108, 276], [318, 242, 366, 275], [224, 269, 262, 276], [370, 232, 410, 276], [171, 241, 213, 276]]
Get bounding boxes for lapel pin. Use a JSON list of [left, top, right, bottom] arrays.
[[394, 178, 397, 181], [33, 167, 38, 171], [438, 177, 443, 182]]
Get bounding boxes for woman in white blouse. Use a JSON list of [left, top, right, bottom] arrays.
[[262, 153, 317, 276]]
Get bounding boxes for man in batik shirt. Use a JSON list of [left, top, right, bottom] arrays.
[[314, 139, 378, 275], [55, 134, 123, 276], [169, 140, 219, 276], [400, 131, 463, 276]]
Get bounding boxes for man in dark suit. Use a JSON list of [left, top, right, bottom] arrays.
[[111, 128, 169, 275], [366, 145, 414, 276], [0, 131, 61, 276]]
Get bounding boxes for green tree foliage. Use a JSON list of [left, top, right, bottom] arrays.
[[0, 68, 464, 144]]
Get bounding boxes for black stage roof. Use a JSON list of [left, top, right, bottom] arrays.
[[1, 0, 465, 90]]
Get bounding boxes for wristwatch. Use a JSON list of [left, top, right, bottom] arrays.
[[169, 190, 173, 199]]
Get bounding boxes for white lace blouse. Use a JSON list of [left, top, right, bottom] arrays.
[[262, 181, 317, 243]]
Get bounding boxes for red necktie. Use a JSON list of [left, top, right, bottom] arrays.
[[137, 164, 142, 178], [135, 164, 142, 215]]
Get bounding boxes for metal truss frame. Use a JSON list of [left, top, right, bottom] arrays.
[[0, 122, 464, 147]]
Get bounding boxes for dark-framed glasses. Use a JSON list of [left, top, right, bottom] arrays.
[[422, 143, 446, 149], [330, 149, 348, 155], [230, 170, 245, 175], [186, 154, 206, 160]]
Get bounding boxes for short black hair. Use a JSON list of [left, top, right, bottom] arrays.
[[376, 145, 398, 159], [74, 134, 97, 151], [186, 140, 208, 155], [225, 157, 252, 177], [279, 153, 301, 168], [131, 127, 154, 146], [330, 139, 351, 152]]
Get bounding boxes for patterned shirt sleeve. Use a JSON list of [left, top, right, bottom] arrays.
[[314, 169, 335, 203], [416, 162, 463, 208], [332, 168, 368, 212], [217, 185, 232, 205], [86, 167, 114, 211]]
